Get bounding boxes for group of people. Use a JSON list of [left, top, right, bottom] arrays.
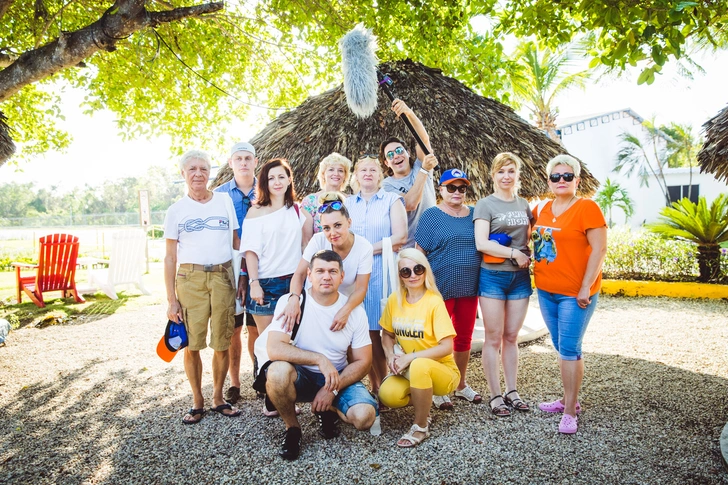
[[163, 99, 608, 460]]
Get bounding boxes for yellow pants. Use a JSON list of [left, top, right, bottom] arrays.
[[378, 357, 460, 409]]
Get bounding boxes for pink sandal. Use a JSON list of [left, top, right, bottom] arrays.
[[538, 399, 581, 414], [559, 413, 578, 434]]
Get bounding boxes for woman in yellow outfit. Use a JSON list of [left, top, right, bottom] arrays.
[[379, 248, 460, 447]]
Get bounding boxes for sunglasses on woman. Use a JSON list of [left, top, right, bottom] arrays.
[[444, 184, 467, 193], [399, 264, 426, 278], [318, 201, 343, 213], [385, 146, 406, 161], [358, 153, 378, 160], [549, 173, 575, 183]]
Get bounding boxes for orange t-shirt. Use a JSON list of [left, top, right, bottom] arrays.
[[532, 198, 607, 297]]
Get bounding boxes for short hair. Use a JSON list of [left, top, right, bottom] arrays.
[[490, 152, 523, 195], [350, 156, 384, 193], [378, 136, 412, 175], [394, 248, 442, 306], [317, 153, 352, 191], [309, 249, 344, 271], [255, 158, 296, 208], [546, 154, 581, 177], [179, 149, 211, 172], [318, 192, 350, 219]]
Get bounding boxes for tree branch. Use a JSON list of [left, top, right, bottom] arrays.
[[0, 0, 224, 103], [0, 0, 14, 22]]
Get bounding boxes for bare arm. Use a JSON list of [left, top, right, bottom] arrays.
[[301, 210, 314, 250], [232, 231, 240, 251], [330, 273, 371, 331], [389, 199, 408, 252], [245, 250, 264, 305], [276, 258, 309, 330], [267, 330, 339, 392], [312, 344, 372, 413], [577, 227, 608, 308], [392, 337, 454, 375], [474, 219, 529, 268], [164, 239, 182, 323], [392, 99, 432, 159]]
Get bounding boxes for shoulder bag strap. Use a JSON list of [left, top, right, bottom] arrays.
[[290, 290, 307, 343], [381, 237, 392, 299]]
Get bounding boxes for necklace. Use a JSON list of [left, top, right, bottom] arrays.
[[441, 203, 466, 217], [551, 196, 576, 223]]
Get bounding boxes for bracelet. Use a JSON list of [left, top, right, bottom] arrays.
[[510, 248, 514, 259], [290, 293, 300, 299], [249, 278, 259, 284], [419, 167, 429, 175]]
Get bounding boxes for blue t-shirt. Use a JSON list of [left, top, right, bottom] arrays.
[[415, 206, 480, 300], [214, 178, 256, 238]]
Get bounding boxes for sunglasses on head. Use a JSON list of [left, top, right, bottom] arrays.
[[399, 264, 426, 278], [549, 173, 575, 183], [318, 201, 343, 213], [358, 153, 378, 160], [444, 184, 468, 193], [385, 146, 406, 161]]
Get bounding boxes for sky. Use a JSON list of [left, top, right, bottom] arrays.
[[1, 49, 726, 193]]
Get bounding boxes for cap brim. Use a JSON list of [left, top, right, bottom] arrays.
[[156, 335, 178, 363]]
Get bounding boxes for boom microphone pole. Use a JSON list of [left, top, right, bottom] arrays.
[[376, 71, 431, 156]]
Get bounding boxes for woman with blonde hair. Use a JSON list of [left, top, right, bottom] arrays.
[[301, 153, 352, 233], [379, 248, 459, 447], [474, 152, 534, 417]]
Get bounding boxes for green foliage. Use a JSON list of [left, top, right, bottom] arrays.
[[594, 178, 635, 227], [0, 246, 36, 271], [660, 122, 701, 169], [147, 226, 164, 239]]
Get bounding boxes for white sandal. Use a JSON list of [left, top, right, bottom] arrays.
[[397, 423, 430, 448]]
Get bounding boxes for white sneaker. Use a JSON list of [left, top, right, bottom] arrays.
[[432, 395, 453, 410], [454, 385, 483, 403], [370, 415, 382, 436]]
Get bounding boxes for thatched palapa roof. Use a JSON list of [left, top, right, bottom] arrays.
[[212, 60, 598, 200], [698, 104, 728, 183]]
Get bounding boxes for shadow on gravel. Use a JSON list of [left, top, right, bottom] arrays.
[[1, 348, 726, 484]]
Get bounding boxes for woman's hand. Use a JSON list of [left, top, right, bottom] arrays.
[[576, 287, 591, 309], [392, 353, 414, 375], [167, 299, 183, 323], [249, 280, 264, 305], [276, 295, 301, 332], [514, 249, 531, 269], [330, 306, 351, 332]]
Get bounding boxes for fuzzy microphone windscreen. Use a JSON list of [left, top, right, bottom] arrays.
[[339, 24, 379, 119]]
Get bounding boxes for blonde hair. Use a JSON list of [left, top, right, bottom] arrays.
[[490, 152, 523, 195], [546, 154, 581, 177], [350, 156, 384, 193], [394, 248, 442, 306], [317, 153, 352, 191]]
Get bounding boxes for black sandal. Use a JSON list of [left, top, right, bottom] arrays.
[[489, 395, 511, 418], [182, 408, 205, 424], [504, 390, 530, 412]]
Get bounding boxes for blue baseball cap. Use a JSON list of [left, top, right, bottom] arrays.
[[439, 168, 470, 186], [156, 319, 189, 362]]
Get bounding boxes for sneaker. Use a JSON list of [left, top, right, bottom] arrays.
[[538, 399, 582, 414], [369, 415, 382, 436], [279, 427, 303, 460], [224, 386, 241, 404], [316, 411, 340, 439], [432, 395, 453, 410], [454, 385, 482, 404]]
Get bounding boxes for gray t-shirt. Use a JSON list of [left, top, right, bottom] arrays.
[[473, 195, 534, 271], [382, 159, 436, 249]]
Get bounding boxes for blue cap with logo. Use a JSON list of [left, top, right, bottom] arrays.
[[439, 168, 470, 186]]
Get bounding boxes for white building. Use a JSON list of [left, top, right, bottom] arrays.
[[557, 108, 728, 227]]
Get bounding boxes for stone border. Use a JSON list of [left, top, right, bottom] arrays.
[[601, 280, 728, 299], [721, 422, 728, 472]]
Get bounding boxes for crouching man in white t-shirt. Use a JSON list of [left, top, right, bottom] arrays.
[[255, 250, 377, 461]]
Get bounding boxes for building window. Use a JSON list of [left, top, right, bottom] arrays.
[[622, 111, 630, 118], [589, 118, 598, 127], [563, 126, 572, 135], [612, 113, 620, 120], [667, 185, 700, 205], [601, 115, 610, 123], [577, 122, 585, 131]]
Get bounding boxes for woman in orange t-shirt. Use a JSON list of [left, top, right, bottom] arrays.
[[532, 154, 607, 435]]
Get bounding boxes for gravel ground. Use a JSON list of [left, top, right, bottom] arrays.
[[1, 295, 727, 485]]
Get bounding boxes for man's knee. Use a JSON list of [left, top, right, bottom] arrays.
[[265, 361, 296, 389], [346, 404, 376, 431]]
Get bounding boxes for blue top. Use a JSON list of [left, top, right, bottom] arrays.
[[214, 178, 256, 238], [415, 206, 480, 300]]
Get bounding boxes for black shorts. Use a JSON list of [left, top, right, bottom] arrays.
[[234, 312, 256, 328]]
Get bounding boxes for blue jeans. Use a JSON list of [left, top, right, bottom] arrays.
[[245, 275, 292, 315], [293, 365, 378, 416], [537, 289, 599, 361]]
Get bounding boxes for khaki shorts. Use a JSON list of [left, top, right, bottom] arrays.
[[175, 264, 235, 351]]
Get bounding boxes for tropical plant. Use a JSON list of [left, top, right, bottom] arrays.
[[647, 194, 728, 282], [661, 122, 702, 201], [508, 41, 590, 141], [594, 178, 635, 227], [614, 119, 671, 204]]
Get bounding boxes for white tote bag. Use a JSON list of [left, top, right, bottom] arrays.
[[380, 237, 398, 313]]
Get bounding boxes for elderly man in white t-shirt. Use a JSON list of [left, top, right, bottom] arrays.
[[255, 250, 377, 461], [164, 149, 243, 424]]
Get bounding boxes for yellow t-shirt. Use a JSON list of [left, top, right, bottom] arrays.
[[380, 290, 457, 366]]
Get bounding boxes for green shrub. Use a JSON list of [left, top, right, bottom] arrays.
[[147, 226, 164, 239], [0, 247, 36, 271]]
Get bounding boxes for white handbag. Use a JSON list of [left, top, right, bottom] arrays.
[[380, 237, 398, 313]]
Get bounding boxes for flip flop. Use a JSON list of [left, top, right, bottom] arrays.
[[210, 403, 242, 417], [182, 408, 205, 424]]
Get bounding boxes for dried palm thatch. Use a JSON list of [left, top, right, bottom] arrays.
[[0, 110, 15, 165], [698, 104, 728, 183], [212, 59, 598, 200]]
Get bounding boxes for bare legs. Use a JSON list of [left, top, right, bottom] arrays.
[[184, 348, 231, 409], [368, 331, 387, 393], [560, 357, 584, 416], [453, 351, 470, 390], [228, 326, 243, 388]]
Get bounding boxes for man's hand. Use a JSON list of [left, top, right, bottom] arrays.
[[318, 358, 340, 393], [330, 306, 351, 332], [421, 153, 438, 171], [311, 386, 336, 413], [275, 295, 301, 333], [236, 276, 247, 302], [167, 299, 183, 323], [391, 98, 413, 118]]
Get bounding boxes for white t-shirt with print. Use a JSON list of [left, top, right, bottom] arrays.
[[302, 233, 373, 296], [240, 205, 305, 278], [163, 192, 238, 265], [254, 291, 371, 373]]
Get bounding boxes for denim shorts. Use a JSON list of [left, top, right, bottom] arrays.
[[537, 289, 599, 361], [478, 267, 533, 300], [294, 365, 377, 416], [245, 275, 292, 316]]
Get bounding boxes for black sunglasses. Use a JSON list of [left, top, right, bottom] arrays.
[[399, 264, 426, 278], [385, 146, 406, 161], [444, 184, 468, 193], [549, 173, 575, 183], [242, 195, 251, 208], [318, 201, 343, 213]]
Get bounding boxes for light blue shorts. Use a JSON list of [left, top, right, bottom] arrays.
[[478, 267, 533, 300]]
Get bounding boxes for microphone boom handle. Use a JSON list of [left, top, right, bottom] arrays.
[[379, 79, 431, 157]]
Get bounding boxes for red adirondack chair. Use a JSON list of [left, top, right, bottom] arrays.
[[12, 233, 85, 308]]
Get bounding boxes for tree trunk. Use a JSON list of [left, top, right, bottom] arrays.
[[696, 243, 721, 282]]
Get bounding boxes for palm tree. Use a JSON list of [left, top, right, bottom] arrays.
[[661, 122, 701, 201], [508, 41, 590, 142], [613, 119, 671, 204], [647, 194, 728, 282], [594, 178, 635, 227]]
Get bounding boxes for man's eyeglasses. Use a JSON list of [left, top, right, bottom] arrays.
[[444, 184, 467, 193], [399, 264, 426, 278], [385, 146, 406, 161], [318, 201, 343, 213], [549, 173, 575, 183]]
